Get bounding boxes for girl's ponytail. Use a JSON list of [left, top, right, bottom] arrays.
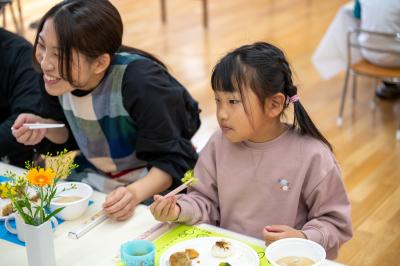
[[286, 83, 333, 151]]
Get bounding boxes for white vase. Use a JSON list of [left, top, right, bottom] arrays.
[[24, 220, 57, 266]]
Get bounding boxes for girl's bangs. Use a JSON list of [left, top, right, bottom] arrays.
[[211, 56, 249, 93]]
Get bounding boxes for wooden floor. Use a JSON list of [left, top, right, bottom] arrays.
[[3, 0, 400, 265]]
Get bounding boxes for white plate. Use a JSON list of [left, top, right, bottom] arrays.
[[159, 236, 259, 266]]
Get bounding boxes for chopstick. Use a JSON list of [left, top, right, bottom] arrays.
[[164, 171, 197, 197], [68, 172, 196, 239], [68, 210, 108, 239], [23, 123, 65, 129], [164, 181, 193, 197]]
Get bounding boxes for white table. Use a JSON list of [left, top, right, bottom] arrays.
[[0, 162, 346, 266], [312, 2, 361, 80]]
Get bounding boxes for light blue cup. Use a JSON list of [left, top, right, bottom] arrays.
[[120, 240, 155, 266]]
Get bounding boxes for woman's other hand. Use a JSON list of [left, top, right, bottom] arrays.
[[103, 186, 138, 221]]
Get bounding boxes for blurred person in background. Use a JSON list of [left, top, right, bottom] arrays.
[[357, 0, 400, 99]]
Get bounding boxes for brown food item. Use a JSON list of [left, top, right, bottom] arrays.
[[1, 203, 14, 216], [215, 241, 230, 249], [169, 252, 191, 266], [185, 248, 199, 259]]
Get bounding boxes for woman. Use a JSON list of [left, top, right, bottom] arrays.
[[12, 0, 200, 221]]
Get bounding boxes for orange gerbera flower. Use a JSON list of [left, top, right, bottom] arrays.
[[26, 168, 56, 187]]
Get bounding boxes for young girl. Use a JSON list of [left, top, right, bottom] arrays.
[[11, 0, 200, 221], [150, 42, 352, 259]]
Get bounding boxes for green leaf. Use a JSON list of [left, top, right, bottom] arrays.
[[13, 202, 36, 225], [43, 207, 65, 223]]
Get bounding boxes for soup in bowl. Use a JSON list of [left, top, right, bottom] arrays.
[[265, 238, 326, 266], [50, 182, 93, 220]]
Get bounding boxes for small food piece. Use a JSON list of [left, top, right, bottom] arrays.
[[185, 248, 199, 259], [211, 240, 233, 258], [1, 203, 14, 216], [169, 251, 191, 266], [219, 263, 232, 266]]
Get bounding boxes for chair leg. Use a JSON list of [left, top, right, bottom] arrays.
[[16, 0, 23, 35], [352, 73, 357, 104], [397, 122, 400, 141], [160, 0, 167, 24], [2, 8, 6, 28], [337, 69, 351, 127], [8, 2, 21, 35], [202, 0, 208, 28], [369, 79, 379, 110]]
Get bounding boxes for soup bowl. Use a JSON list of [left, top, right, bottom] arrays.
[[50, 182, 93, 221], [265, 238, 326, 266]]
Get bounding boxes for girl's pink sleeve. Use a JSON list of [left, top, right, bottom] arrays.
[[175, 133, 220, 225], [301, 165, 353, 259]]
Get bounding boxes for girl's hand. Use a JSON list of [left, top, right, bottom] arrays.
[[263, 225, 306, 245], [103, 187, 138, 221], [12, 113, 47, 145], [149, 195, 180, 222]]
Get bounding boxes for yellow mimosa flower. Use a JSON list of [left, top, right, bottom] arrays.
[[26, 168, 56, 187], [0, 183, 9, 199]]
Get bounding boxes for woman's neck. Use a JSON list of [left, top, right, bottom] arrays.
[[84, 71, 107, 91], [73, 71, 107, 95]]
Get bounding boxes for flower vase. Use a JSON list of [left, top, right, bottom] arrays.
[[24, 220, 56, 266]]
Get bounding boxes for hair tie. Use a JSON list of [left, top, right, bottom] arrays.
[[289, 94, 299, 104], [286, 94, 300, 105]]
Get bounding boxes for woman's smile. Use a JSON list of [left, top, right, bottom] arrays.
[[43, 74, 62, 85]]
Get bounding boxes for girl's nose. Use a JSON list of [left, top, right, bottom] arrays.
[[217, 108, 228, 121]]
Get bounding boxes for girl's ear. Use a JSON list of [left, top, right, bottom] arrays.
[[264, 92, 286, 118], [93, 53, 111, 74]]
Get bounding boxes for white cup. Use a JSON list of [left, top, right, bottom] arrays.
[[50, 182, 93, 221], [4, 213, 58, 242], [265, 238, 326, 266]]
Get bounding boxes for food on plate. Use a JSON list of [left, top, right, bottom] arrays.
[[219, 262, 232, 266], [1, 203, 13, 216], [211, 240, 233, 258], [276, 256, 315, 266], [169, 251, 191, 266], [185, 248, 199, 259]]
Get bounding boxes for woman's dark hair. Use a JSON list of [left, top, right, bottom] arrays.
[[211, 42, 332, 151], [33, 0, 166, 84]]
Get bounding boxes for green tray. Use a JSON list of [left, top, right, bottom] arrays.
[[153, 224, 270, 266]]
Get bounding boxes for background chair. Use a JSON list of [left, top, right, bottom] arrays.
[[337, 28, 400, 140], [160, 0, 209, 28], [0, 0, 23, 35]]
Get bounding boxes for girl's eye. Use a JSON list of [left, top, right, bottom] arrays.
[[38, 42, 45, 49], [229, 99, 240, 104], [215, 98, 221, 103]]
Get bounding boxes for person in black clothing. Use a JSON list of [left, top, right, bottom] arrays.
[[0, 27, 74, 167]]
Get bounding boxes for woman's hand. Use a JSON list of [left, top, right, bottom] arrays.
[[263, 225, 306, 245], [12, 113, 69, 145], [102, 186, 138, 221], [11, 113, 47, 145], [149, 195, 180, 222]]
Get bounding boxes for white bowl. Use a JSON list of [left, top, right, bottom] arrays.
[[265, 238, 326, 266], [50, 182, 93, 221]]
